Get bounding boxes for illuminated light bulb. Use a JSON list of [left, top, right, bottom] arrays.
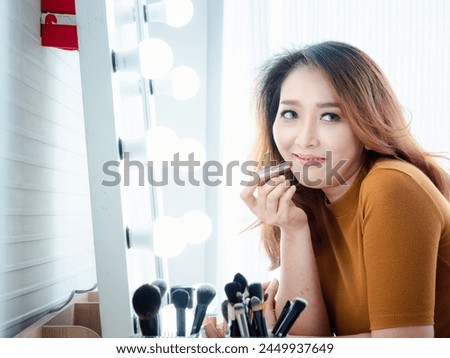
[[152, 66, 200, 100], [112, 38, 173, 79], [176, 138, 206, 172], [145, 0, 194, 28], [146, 126, 180, 165], [119, 126, 179, 168], [165, 0, 194, 27], [180, 210, 212, 245], [126, 217, 187, 258], [171, 66, 200, 100], [139, 38, 174, 79], [153, 216, 187, 258]]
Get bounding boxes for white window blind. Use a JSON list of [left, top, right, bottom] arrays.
[[0, 0, 96, 337]]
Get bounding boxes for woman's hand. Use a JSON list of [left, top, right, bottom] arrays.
[[242, 171, 331, 337], [240, 175, 308, 234]]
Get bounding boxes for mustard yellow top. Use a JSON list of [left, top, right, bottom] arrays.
[[315, 158, 450, 337]]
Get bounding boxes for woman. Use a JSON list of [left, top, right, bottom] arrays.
[[240, 41, 450, 337]]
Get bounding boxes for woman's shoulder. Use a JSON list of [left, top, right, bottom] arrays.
[[360, 158, 449, 216], [363, 158, 433, 190]]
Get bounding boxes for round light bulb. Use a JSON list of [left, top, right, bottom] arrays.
[[180, 210, 212, 245], [165, 0, 194, 27], [153, 216, 187, 258], [171, 66, 200, 100], [146, 126, 180, 165], [177, 138, 206, 172], [139, 38, 174, 79]]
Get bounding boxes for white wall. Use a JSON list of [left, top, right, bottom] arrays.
[[0, 0, 96, 337]]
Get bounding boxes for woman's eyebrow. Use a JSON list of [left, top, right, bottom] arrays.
[[316, 102, 340, 108], [280, 99, 340, 108], [280, 99, 301, 106]]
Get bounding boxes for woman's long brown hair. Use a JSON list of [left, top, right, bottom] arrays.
[[251, 41, 450, 269]]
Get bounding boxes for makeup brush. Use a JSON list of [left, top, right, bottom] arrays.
[[132, 284, 161, 337], [271, 300, 291, 337], [234, 303, 250, 337], [233, 274, 257, 336], [250, 296, 268, 337], [220, 299, 229, 334], [224, 281, 242, 337], [151, 279, 167, 300], [233, 273, 248, 298], [273, 298, 308, 337], [247, 282, 263, 333], [248, 282, 263, 300], [171, 289, 189, 337], [221, 299, 229, 323], [149, 279, 167, 335], [190, 283, 216, 336]]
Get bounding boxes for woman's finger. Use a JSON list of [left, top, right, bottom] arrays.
[[277, 184, 297, 218], [265, 178, 291, 214], [257, 174, 283, 198]]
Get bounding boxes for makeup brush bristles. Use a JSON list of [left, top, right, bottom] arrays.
[[248, 282, 263, 300], [151, 279, 167, 298], [221, 299, 229, 323], [172, 289, 189, 309], [224, 281, 242, 304], [132, 284, 161, 320], [233, 273, 248, 295], [250, 296, 262, 311], [197, 283, 216, 305]]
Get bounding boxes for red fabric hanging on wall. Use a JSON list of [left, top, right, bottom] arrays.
[[41, 0, 78, 50]]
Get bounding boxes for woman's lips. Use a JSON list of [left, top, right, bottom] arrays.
[[294, 154, 326, 167]]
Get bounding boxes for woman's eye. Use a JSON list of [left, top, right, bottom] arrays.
[[280, 110, 297, 119], [321, 113, 341, 122]]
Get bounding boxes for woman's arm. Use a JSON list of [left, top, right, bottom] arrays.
[[264, 281, 433, 337], [369, 326, 434, 338], [277, 225, 331, 336], [241, 175, 331, 336]]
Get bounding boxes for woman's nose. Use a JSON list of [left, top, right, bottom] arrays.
[[294, 121, 319, 149]]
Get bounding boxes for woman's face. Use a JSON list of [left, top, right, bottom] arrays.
[[272, 66, 364, 201]]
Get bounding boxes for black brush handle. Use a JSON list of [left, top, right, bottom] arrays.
[[176, 307, 186, 337], [139, 315, 160, 337], [254, 310, 269, 337], [190, 304, 207, 336], [272, 300, 291, 336], [274, 298, 308, 338]]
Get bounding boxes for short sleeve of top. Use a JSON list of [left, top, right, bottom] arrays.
[[359, 162, 444, 330]]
